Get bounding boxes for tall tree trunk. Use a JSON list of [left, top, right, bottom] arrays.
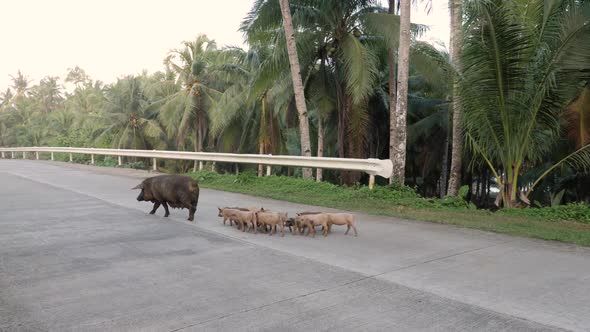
[[336, 82, 346, 160], [388, 0, 398, 184], [258, 144, 264, 177], [439, 133, 449, 198], [340, 92, 359, 184], [447, 0, 464, 196], [258, 95, 267, 177], [391, 0, 411, 184], [279, 0, 313, 179], [316, 115, 324, 182], [268, 95, 275, 153]]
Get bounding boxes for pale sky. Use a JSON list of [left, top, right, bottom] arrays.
[[0, 0, 449, 93]]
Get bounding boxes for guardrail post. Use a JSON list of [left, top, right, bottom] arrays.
[[36, 152, 39, 160], [266, 153, 272, 176], [369, 175, 375, 190], [152, 158, 157, 171], [212, 162, 216, 172], [11, 152, 14, 159], [69, 153, 73, 162], [1, 151, 4, 158], [118, 156, 122, 166], [235, 164, 239, 175], [193, 160, 197, 172], [23, 152, 26, 159], [91, 154, 95, 165], [51, 152, 54, 161], [199, 161, 203, 171]]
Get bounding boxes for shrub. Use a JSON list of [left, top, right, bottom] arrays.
[[96, 156, 118, 167], [500, 203, 590, 223], [125, 161, 145, 170]]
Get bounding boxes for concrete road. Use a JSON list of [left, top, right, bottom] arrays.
[[0, 160, 588, 331]]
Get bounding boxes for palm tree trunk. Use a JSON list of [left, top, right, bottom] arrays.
[[447, 0, 464, 196], [336, 82, 346, 160], [258, 144, 264, 177], [258, 95, 268, 177], [440, 133, 449, 198], [340, 92, 358, 184], [279, 0, 313, 179], [388, 0, 398, 184], [316, 115, 324, 182], [391, 0, 411, 184], [268, 95, 275, 153]]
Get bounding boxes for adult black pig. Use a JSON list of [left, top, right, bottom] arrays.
[[132, 175, 200, 221]]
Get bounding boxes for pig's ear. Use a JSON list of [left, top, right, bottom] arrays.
[[131, 183, 144, 190]]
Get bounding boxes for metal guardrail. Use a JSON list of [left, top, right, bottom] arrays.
[[0, 147, 393, 188]]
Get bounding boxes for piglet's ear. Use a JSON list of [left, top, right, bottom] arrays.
[[132, 183, 144, 190]]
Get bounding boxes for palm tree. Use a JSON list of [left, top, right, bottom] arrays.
[[388, 0, 398, 184], [461, 0, 590, 207], [446, 0, 463, 196], [243, 0, 390, 183], [564, 83, 590, 149], [0, 88, 14, 110], [278, 0, 313, 179], [65, 66, 91, 88], [64, 79, 106, 114], [97, 76, 164, 151], [391, 0, 411, 184], [31, 76, 64, 113], [162, 35, 222, 155], [9, 70, 32, 108]]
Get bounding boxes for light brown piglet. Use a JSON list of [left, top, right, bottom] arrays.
[[256, 211, 288, 236], [226, 210, 257, 233], [326, 213, 358, 236], [298, 213, 330, 237]]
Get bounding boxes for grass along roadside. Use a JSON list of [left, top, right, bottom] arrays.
[[188, 170, 590, 247]]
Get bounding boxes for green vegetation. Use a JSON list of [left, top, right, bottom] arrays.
[[189, 170, 590, 246], [1, 0, 590, 236]]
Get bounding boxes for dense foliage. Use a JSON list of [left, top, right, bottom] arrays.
[[1, 0, 589, 211]]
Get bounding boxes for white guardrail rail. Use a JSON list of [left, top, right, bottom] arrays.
[[0, 147, 392, 188]]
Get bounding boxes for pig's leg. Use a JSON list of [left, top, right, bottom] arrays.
[[188, 206, 196, 222], [162, 202, 170, 217], [150, 202, 161, 214], [345, 224, 350, 235]]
